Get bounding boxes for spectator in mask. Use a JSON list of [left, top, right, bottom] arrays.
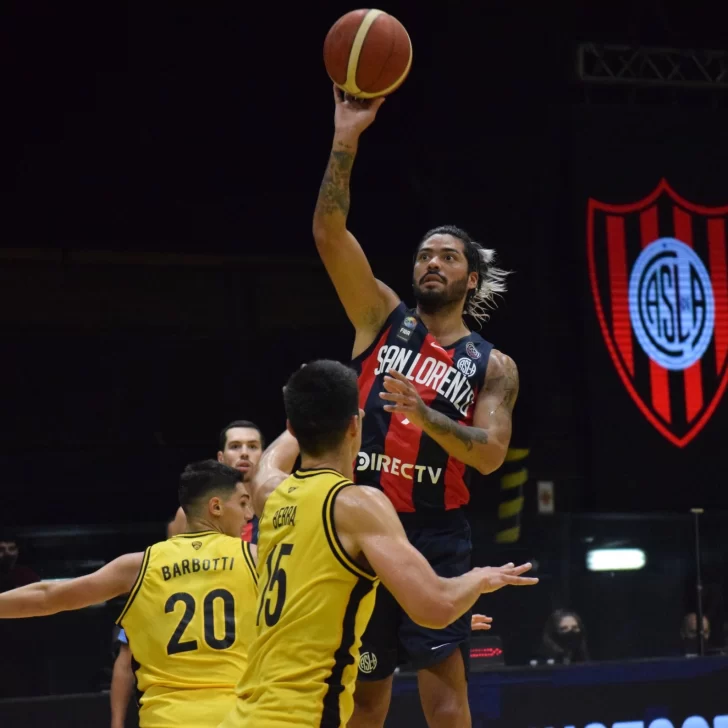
[[680, 612, 710, 656], [0, 537, 39, 593], [532, 609, 589, 665]]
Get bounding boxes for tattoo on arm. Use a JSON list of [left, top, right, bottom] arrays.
[[422, 408, 489, 452], [317, 148, 355, 217], [486, 356, 520, 415]]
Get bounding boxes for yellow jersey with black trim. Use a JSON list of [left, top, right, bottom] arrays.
[[221, 469, 379, 728], [116, 531, 258, 728]]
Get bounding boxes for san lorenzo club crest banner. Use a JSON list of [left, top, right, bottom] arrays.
[[587, 179, 728, 447]]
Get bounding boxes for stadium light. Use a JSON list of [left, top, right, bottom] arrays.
[[586, 548, 646, 571]]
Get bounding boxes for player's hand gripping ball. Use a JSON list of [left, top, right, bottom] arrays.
[[324, 9, 412, 99]]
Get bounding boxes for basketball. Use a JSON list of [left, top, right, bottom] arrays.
[[323, 9, 412, 99]]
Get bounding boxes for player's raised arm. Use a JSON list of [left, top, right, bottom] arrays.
[[248, 429, 300, 517], [336, 486, 537, 630], [0, 553, 143, 619], [313, 86, 399, 348]]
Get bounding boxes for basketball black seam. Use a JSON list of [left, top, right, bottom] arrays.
[[358, 18, 397, 94]]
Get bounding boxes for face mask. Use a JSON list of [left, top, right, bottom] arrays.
[[555, 631, 582, 653]]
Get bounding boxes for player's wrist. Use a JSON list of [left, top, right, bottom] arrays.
[[475, 567, 493, 593], [414, 402, 432, 428], [332, 129, 360, 148]]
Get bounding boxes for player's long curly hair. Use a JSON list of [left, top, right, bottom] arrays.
[[416, 225, 510, 328]]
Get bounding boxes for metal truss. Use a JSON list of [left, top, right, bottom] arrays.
[[577, 44, 728, 89]]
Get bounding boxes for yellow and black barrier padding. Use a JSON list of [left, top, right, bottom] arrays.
[[495, 448, 529, 544]]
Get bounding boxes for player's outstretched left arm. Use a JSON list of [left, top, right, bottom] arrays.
[[337, 486, 536, 629], [248, 430, 300, 517], [0, 553, 143, 619], [380, 350, 518, 475]]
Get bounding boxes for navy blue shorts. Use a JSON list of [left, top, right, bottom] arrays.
[[357, 510, 472, 681]]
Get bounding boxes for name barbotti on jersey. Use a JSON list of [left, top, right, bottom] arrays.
[[373, 345, 476, 417], [161, 556, 235, 581]]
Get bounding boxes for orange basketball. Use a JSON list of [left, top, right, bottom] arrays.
[[323, 9, 412, 99]]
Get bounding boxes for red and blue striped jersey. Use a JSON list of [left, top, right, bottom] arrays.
[[352, 302, 493, 513]]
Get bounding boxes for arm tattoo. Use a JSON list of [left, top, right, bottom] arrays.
[[317, 148, 355, 217], [486, 356, 519, 414], [422, 407, 489, 452]]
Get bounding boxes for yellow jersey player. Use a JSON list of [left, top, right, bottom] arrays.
[[221, 360, 537, 728], [0, 460, 258, 728]]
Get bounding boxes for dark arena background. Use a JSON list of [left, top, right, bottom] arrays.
[[2, 1, 728, 726]]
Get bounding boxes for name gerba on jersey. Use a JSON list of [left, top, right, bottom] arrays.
[[272, 506, 297, 529], [373, 344, 475, 417]]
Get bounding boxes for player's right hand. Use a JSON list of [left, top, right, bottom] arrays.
[[332, 84, 385, 136], [477, 562, 538, 594]]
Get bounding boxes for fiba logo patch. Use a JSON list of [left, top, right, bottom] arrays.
[[628, 238, 715, 371], [192, 541, 202, 550], [403, 316, 417, 330], [457, 357, 477, 378], [466, 341, 481, 360], [359, 652, 378, 674]]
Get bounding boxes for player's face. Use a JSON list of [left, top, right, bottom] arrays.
[[218, 427, 263, 482], [218, 482, 254, 538], [412, 235, 476, 312]]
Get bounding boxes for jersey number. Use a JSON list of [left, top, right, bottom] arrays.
[[257, 543, 294, 627], [165, 589, 236, 655]]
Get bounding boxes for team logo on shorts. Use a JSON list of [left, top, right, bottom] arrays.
[[359, 652, 378, 674], [192, 541, 202, 550], [457, 357, 477, 378], [466, 341, 481, 360], [587, 178, 728, 447], [403, 316, 418, 330]]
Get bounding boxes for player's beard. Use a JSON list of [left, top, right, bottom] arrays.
[[412, 274, 468, 314]]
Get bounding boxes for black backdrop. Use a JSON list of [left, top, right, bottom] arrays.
[[2, 1, 727, 525]]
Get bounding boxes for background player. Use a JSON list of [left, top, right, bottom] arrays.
[[218, 419, 265, 542], [313, 88, 520, 728], [0, 461, 257, 728], [165, 419, 265, 545], [221, 360, 536, 728]]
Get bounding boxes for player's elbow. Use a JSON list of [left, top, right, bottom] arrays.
[[313, 221, 338, 246], [473, 445, 508, 475], [34, 583, 60, 616]]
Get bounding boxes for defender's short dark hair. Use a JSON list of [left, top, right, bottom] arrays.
[[178, 460, 242, 515], [283, 360, 359, 457], [218, 420, 265, 452]]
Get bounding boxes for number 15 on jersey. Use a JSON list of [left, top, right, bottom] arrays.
[[257, 543, 294, 628]]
